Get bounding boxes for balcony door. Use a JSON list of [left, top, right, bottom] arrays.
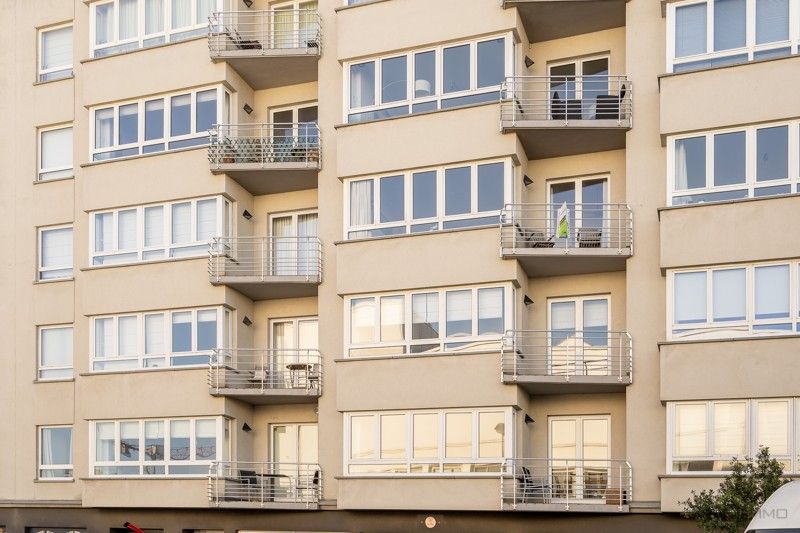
[[271, 0, 318, 49], [271, 317, 318, 388], [549, 416, 610, 501], [548, 296, 610, 376], [270, 423, 318, 501], [548, 56, 609, 120], [270, 210, 318, 277], [548, 176, 608, 247]]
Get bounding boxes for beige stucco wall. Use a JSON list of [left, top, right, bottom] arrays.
[[337, 477, 502, 510]]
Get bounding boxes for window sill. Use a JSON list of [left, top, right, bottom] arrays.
[[81, 475, 207, 481], [660, 473, 800, 479], [33, 175, 75, 185], [658, 333, 800, 347], [333, 99, 498, 130], [336, 473, 502, 480], [334, 0, 392, 12], [334, 348, 503, 363], [657, 192, 800, 218], [659, 52, 800, 84], [79, 35, 207, 65], [80, 254, 206, 272], [34, 478, 74, 484], [80, 143, 207, 169], [33, 378, 75, 385], [80, 365, 207, 377], [333, 223, 496, 245], [33, 277, 74, 285], [33, 74, 74, 87]]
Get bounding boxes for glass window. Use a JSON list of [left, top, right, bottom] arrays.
[[170, 94, 191, 136], [477, 162, 504, 212], [146, 0, 165, 35], [713, 402, 746, 456], [412, 293, 439, 340], [171, 202, 191, 244], [39, 426, 72, 478], [195, 89, 217, 133], [478, 412, 504, 458], [477, 288, 503, 335], [446, 290, 472, 337], [351, 415, 375, 459], [675, 137, 706, 190], [145, 313, 165, 355], [756, 126, 788, 182], [754, 265, 790, 320], [380, 175, 404, 223], [714, 0, 746, 51], [39, 227, 73, 280], [413, 413, 438, 459], [145, 420, 165, 464], [351, 298, 375, 343], [713, 132, 745, 186], [196, 198, 217, 241], [39, 126, 73, 180], [170, 420, 190, 460], [95, 3, 114, 45], [145, 99, 165, 141], [172, 312, 192, 352], [444, 167, 471, 215], [414, 51, 435, 98], [756, 400, 789, 455], [477, 38, 504, 88], [144, 206, 164, 248], [756, 0, 789, 44], [350, 62, 376, 108], [381, 56, 407, 103], [412, 171, 437, 220], [39, 327, 73, 380], [95, 317, 113, 357], [120, 421, 140, 462], [118, 316, 137, 356], [195, 419, 217, 460], [443, 44, 470, 93], [380, 296, 404, 342], [350, 180, 374, 227], [445, 412, 471, 457], [197, 309, 217, 351], [380, 414, 406, 459], [675, 404, 707, 456], [712, 268, 746, 322], [675, 2, 707, 57], [95, 422, 116, 462], [172, 0, 192, 28], [119, 0, 139, 40], [39, 26, 73, 81], [674, 272, 707, 324], [118, 209, 137, 250], [95, 108, 114, 149]]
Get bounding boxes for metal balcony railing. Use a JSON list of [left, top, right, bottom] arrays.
[[208, 123, 321, 169], [208, 349, 322, 394], [501, 330, 632, 382], [209, 461, 321, 508], [501, 203, 633, 252], [209, 236, 322, 283], [501, 75, 632, 125], [501, 458, 632, 510], [208, 10, 322, 56]]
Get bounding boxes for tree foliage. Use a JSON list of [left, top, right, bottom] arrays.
[[681, 447, 789, 533]]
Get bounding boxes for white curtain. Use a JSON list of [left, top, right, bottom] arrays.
[[272, 216, 294, 276], [196, 0, 215, 24], [145, 0, 165, 34], [551, 301, 576, 331], [41, 127, 72, 172], [118, 209, 137, 250], [42, 26, 72, 70], [756, 0, 789, 44], [298, 320, 319, 351], [350, 298, 375, 344], [299, 1, 318, 45], [95, 108, 114, 149], [713, 403, 746, 456], [195, 199, 218, 242], [95, 3, 114, 45], [96, 422, 116, 462], [674, 3, 707, 57], [757, 401, 789, 454], [41, 427, 71, 468], [349, 180, 374, 226], [172, 0, 192, 29], [145, 313, 165, 355], [298, 213, 318, 276], [350, 62, 375, 108], [94, 213, 113, 253], [273, 7, 294, 49], [675, 404, 707, 456], [119, 0, 138, 40]]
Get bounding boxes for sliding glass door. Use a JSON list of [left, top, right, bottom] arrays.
[[549, 57, 609, 120], [270, 211, 318, 276], [549, 416, 610, 501], [271, 423, 318, 501], [548, 297, 610, 376], [549, 176, 608, 247], [271, 317, 318, 387]]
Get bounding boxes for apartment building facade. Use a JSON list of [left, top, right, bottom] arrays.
[[0, 0, 797, 531]]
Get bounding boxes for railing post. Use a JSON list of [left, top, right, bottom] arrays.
[[261, 237, 266, 281]]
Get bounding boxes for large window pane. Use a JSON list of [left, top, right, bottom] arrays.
[[145, 99, 165, 141], [713, 132, 745, 186], [40, 427, 72, 477], [95, 108, 114, 149], [381, 56, 407, 103], [756, 0, 789, 44], [756, 401, 789, 455], [443, 44, 470, 93], [445, 166, 471, 215], [145, 420, 165, 462], [379, 175, 404, 223], [674, 272, 707, 324], [714, 0, 746, 51], [95, 422, 115, 461], [712, 269, 746, 322], [119, 0, 138, 40], [380, 414, 406, 459], [414, 51, 435, 98], [478, 412, 504, 458], [118, 104, 138, 145], [118, 316, 137, 356], [675, 137, 706, 190], [675, 3, 707, 57], [170, 420, 190, 461], [95, 318, 113, 357], [171, 312, 192, 352], [196, 198, 217, 241], [351, 415, 375, 459], [95, 3, 114, 45], [413, 413, 437, 459], [446, 290, 472, 337], [756, 126, 788, 182], [171, 202, 191, 244], [351, 298, 375, 343], [713, 402, 746, 456], [145, 0, 165, 34], [195, 89, 217, 133], [118, 209, 137, 250], [41, 26, 72, 76], [412, 171, 437, 220], [40, 227, 73, 279], [477, 162, 504, 212], [144, 206, 164, 246], [350, 62, 375, 108], [145, 314, 165, 354], [412, 293, 439, 340], [754, 265, 790, 320], [583, 299, 609, 346], [197, 310, 217, 351], [172, 0, 192, 28], [120, 421, 140, 461], [195, 419, 217, 460], [40, 127, 73, 179], [40, 327, 73, 378], [170, 94, 191, 136], [350, 180, 374, 227], [380, 296, 404, 342], [675, 404, 707, 456], [477, 38, 504, 88], [477, 288, 503, 335], [445, 412, 471, 457]]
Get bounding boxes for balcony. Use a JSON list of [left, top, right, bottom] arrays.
[[208, 461, 321, 509], [501, 203, 632, 276], [208, 236, 321, 300], [501, 458, 632, 512], [501, 76, 631, 158], [208, 10, 321, 89], [504, 0, 626, 42], [208, 348, 321, 404], [501, 330, 632, 394], [208, 123, 320, 194]]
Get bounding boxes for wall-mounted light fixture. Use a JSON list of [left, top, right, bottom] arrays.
[[242, 316, 253, 327], [242, 209, 253, 220], [243, 0, 254, 8], [243, 103, 253, 115], [242, 423, 252, 432], [523, 295, 534, 307], [523, 174, 533, 187], [524, 414, 535, 424], [524, 56, 534, 69]]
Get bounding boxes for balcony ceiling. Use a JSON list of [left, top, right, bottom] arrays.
[[507, 0, 626, 42], [218, 55, 318, 90]]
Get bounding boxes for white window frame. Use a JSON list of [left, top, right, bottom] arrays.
[[269, 316, 319, 348], [343, 158, 513, 240], [37, 324, 74, 381], [667, 0, 800, 72], [344, 283, 514, 358], [90, 0, 223, 58], [89, 195, 232, 267], [38, 22, 73, 82], [343, 408, 514, 476], [547, 294, 612, 330], [90, 417, 229, 478], [37, 123, 74, 181], [38, 425, 74, 480], [343, 32, 514, 123], [667, 398, 798, 474], [667, 260, 800, 340], [667, 120, 800, 206], [90, 306, 230, 372], [38, 224, 73, 281], [90, 85, 231, 162]]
